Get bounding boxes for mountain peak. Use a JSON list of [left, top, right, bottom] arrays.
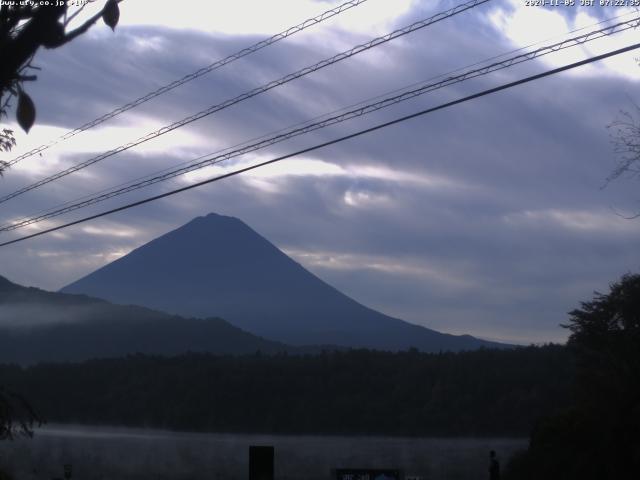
[[196, 212, 238, 223], [62, 214, 508, 352], [170, 212, 258, 237]]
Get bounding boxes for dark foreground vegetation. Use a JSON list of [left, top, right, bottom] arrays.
[[1, 345, 571, 437], [505, 273, 640, 480]]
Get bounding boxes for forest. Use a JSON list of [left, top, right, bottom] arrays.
[[0, 345, 571, 437]]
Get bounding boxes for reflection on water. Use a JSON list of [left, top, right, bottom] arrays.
[[0, 424, 527, 480]]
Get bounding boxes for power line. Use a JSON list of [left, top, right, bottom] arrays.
[[12, 5, 633, 228], [26, 0, 626, 226], [4, 0, 371, 168], [3, 15, 637, 232], [0, 0, 489, 205], [3, 15, 635, 230], [2, 41, 638, 248]]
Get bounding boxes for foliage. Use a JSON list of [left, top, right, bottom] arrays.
[[0, 128, 13, 174], [0, 0, 121, 171], [505, 273, 640, 480], [0, 386, 41, 440], [0, 345, 572, 437], [0, 467, 12, 480], [566, 273, 640, 405], [0, 128, 14, 152]]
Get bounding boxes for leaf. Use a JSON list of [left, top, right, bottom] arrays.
[[17, 91, 36, 133], [41, 21, 66, 48], [103, 0, 120, 31]]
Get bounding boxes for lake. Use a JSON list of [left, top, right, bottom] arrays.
[[0, 424, 527, 480]]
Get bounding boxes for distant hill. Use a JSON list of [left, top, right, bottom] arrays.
[[62, 213, 508, 352], [0, 275, 292, 364]]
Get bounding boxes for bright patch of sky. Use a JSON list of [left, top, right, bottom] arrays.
[[283, 248, 474, 288], [6, 119, 210, 179], [487, 0, 640, 79], [117, 0, 414, 37], [180, 155, 468, 193]]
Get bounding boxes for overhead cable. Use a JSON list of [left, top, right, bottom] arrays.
[[1, 41, 638, 247], [0, 0, 490, 205], [4, 0, 371, 168], [2, 15, 637, 232]]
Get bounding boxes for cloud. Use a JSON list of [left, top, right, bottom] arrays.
[[503, 208, 640, 233], [6, 118, 210, 182], [0, 304, 105, 328], [117, 0, 415, 37], [486, 0, 640, 80], [181, 156, 469, 197], [284, 248, 474, 288], [81, 225, 141, 239]]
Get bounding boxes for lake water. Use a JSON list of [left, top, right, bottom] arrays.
[[0, 424, 527, 480]]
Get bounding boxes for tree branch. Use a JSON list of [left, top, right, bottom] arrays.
[[64, 0, 98, 27], [59, 0, 123, 47]]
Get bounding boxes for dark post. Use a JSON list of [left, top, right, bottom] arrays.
[[249, 445, 274, 480]]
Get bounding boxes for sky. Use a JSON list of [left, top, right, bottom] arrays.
[[1, 0, 639, 344]]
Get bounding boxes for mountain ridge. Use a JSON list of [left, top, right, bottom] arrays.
[[0, 274, 297, 364]]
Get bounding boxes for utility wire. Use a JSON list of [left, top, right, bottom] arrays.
[[4, 0, 371, 168], [42, 8, 638, 210], [0, 0, 489, 205], [2, 15, 637, 232], [24, 0, 627, 225], [3, 4, 633, 227], [1, 41, 638, 248], [9, 4, 633, 226]]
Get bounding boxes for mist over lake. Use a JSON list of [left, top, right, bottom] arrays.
[[0, 425, 526, 480]]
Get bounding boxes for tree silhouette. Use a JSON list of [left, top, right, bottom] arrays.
[[506, 273, 640, 479], [0, 386, 41, 440], [0, 0, 121, 173], [607, 104, 640, 218], [564, 273, 640, 475]]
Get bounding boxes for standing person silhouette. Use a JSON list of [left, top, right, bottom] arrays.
[[489, 450, 500, 480]]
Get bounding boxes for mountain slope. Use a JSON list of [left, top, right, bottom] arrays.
[[0, 275, 291, 363], [62, 213, 506, 351]]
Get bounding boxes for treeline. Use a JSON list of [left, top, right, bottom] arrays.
[[0, 345, 572, 436]]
